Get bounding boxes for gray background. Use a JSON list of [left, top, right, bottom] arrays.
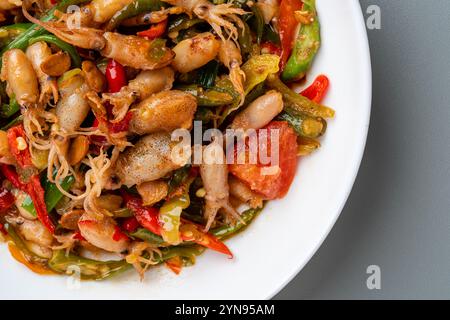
[[275, 0, 450, 299]]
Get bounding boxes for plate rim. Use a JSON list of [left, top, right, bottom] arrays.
[[267, 0, 373, 299], [0, 0, 372, 300]]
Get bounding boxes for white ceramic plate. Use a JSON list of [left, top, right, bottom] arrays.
[[0, 0, 371, 299]]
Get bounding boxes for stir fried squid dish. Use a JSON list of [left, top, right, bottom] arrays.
[[0, 0, 334, 280]]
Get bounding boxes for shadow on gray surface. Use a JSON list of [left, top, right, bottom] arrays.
[[275, 0, 450, 299]]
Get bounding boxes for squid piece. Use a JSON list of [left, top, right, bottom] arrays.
[[55, 73, 90, 133], [200, 139, 241, 231], [230, 90, 283, 130], [1, 49, 39, 107], [129, 90, 197, 135], [25, 41, 58, 105], [102, 67, 175, 122], [16, 218, 53, 258], [101, 32, 174, 70], [17, 219, 54, 248], [218, 39, 245, 104], [78, 211, 129, 253], [162, 0, 246, 42], [114, 133, 185, 187], [171, 32, 220, 73], [22, 8, 174, 70]]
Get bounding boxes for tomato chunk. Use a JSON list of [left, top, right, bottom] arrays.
[[229, 121, 298, 199]]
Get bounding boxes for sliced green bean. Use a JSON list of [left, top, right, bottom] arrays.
[[211, 207, 262, 239], [106, 0, 166, 31], [278, 108, 327, 138], [22, 174, 75, 217], [0, 96, 20, 118], [177, 85, 235, 107], [266, 74, 335, 118], [249, 5, 264, 44], [130, 228, 164, 245], [282, 0, 320, 81], [1, 115, 23, 130], [1, 0, 90, 55], [168, 15, 203, 33], [48, 250, 131, 280]]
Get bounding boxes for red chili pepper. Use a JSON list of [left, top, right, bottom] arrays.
[[261, 41, 282, 56], [165, 257, 182, 275], [137, 19, 168, 40], [89, 118, 107, 149], [278, 0, 303, 70], [1, 164, 25, 190], [105, 59, 127, 93], [300, 75, 330, 103], [27, 175, 55, 233], [121, 216, 140, 233], [0, 166, 55, 233], [121, 191, 161, 235], [0, 223, 6, 235], [108, 111, 133, 134], [180, 224, 233, 258], [122, 190, 232, 257], [72, 231, 85, 241], [0, 187, 15, 213], [4, 127, 55, 233], [112, 226, 129, 241], [7, 125, 33, 168]]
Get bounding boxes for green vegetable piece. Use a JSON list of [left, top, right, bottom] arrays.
[[167, 165, 191, 194], [177, 84, 235, 107], [130, 228, 164, 245], [28, 34, 81, 67], [266, 74, 335, 118], [0, 96, 20, 118], [112, 208, 134, 218], [22, 174, 75, 217], [1, 0, 90, 55], [219, 54, 280, 123], [282, 0, 320, 81], [238, 20, 252, 56], [168, 15, 203, 33], [250, 5, 264, 44], [211, 207, 263, 239], [1, 115, 23, 130], [277, 108, 327, 138], [106, 0, 166, 31], [159, 194, 190, 245], [0, 23, 33, 49], [0, 23, 33, 33], [48, 250, 131, 280], [262, 23, 280, 45], [196, 60, 219, 89], [148, 38, 168, 60], [159, 245, 205, 265]]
